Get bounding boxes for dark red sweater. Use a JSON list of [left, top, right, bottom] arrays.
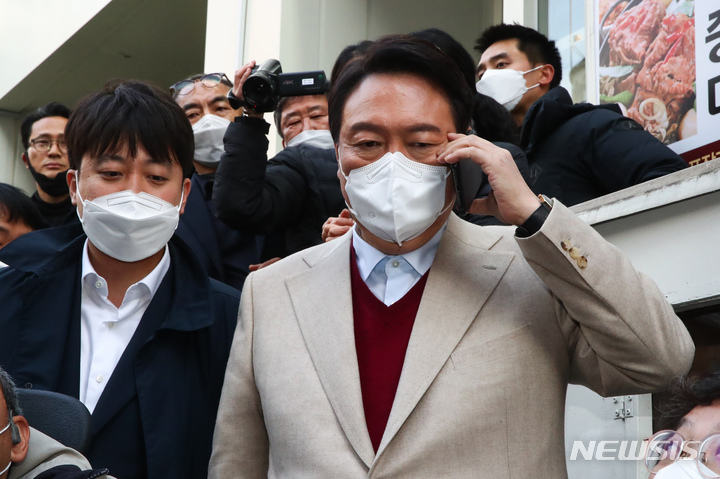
[[350, 249, 429, 452]]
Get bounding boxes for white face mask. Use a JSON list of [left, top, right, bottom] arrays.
[[342, 151, 451, 246], [76, 187, 183, 263], [192, 114, 231, 168], [286, 129, 335, 150], [0, 420, 12, 476], [654, 460, 706, 479], [476, 65, 544, 112]]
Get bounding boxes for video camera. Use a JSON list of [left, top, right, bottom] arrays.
[[227, 59, 328, 113]]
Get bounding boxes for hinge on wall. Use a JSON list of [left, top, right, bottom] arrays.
[[612, 396, 634, 420]]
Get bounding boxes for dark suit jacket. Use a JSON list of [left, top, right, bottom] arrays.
[[177, 173, 261, 291], [0, 224, 240, 479]]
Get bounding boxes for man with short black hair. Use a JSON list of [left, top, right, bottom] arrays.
[[0, 81, 240, 478], [212, 61, 345, 257], [475, 23, 687, 206], [209, 35, 693, 478], [19, 103, 77, 227]]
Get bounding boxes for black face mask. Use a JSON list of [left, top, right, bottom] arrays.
[[26, 160, 69, 197]]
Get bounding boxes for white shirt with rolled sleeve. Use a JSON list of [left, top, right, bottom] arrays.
[[78, 240, 170, 413]]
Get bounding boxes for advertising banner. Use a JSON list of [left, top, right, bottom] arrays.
[[596, 0, 720, 165]]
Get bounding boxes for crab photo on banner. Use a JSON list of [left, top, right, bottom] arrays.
[[596, 0, 720, 166]]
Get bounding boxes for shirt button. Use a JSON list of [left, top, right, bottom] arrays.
[[95, 281, 103, 289], [107, 322, 114, 329], [391, 261, 400, 268], [96, 375, 104, 383]]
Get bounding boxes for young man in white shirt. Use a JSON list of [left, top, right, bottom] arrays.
[[0, 81, 240, 479]]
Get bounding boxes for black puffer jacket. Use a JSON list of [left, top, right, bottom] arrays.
[[520, 87, 687, 206], [213, 117, 346, 256]]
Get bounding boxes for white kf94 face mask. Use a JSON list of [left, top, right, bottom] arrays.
[[654, 459, 708, 479], [192, 114, 232, 167], [342, 151, 451, 246], [475, 65, 544, 112], [76, 187, 183, 262], [286, 129, 335, 150]]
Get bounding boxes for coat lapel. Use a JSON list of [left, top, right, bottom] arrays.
[[376, 216, 514, 457], [286, 236, 376, 468]]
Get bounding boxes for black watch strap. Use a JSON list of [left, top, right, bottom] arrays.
[[515, 194, 553, 238]]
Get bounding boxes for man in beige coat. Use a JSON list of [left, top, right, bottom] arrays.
[[209, 35, 694, 478]]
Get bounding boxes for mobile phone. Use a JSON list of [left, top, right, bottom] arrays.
[[451, 159, 485, 217]]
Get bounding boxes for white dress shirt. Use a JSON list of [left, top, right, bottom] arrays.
[[352, 223, 446, 306], [79, 241, 170, 413]]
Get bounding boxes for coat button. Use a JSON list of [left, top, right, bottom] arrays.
[[24, 382, 33, 389], [577, 256, 588, 269], [569, 247, 581, 259], [561, 240, 571, 251]]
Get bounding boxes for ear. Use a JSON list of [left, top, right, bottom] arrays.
[[9, 416, 29, 464], [538, 64, 555, 87], [281, 139, 286, 149], [21, 153, 29, 169], [67, 169, 79, 206], [179, 178, 191, 215]]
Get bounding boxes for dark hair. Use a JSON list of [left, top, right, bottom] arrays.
[[65, 80, 195, 178], [475, 23, 562, 89], [0, 183, 45, 231], [329, 34, 474, 143], [20, 102, 71, 150], [409, 28, 518, 144], [410, 28, 476, 91], [272, 94, 329, 140], [169, 73, 233, 100], [473, 93, 519, 144], [331, 40, 374, 84], [0, 367, 22, 417], [659, 372, 720, 430]]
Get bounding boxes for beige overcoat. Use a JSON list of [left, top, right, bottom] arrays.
[[209, 203, 694, 478]]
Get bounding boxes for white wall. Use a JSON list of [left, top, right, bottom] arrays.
[[0, 113, 35, 192], [0, 0, 112, 100]]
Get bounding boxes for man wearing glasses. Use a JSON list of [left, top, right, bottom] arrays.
[[170, 73, 262, 291], [19, 103, 78, 227], [210, 61, 345, 259], [645, 373, 720, 478]]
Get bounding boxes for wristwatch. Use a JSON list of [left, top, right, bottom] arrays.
[[537, 194, 554, 212], [516, 194, 553, 238]]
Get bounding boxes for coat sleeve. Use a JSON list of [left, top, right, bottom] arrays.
[[208, 273, 269, 478], [212, 119, 308, 235], [516, 201, 694, 396], [588, 110, 688, 192]]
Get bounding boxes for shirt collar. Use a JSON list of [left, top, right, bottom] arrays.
[[81, 240, 171, 301], [352, 222, 447, 281]]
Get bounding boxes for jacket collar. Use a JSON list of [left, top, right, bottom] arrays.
[[520, 86, 621, 155], [0, 223, 217, 332]]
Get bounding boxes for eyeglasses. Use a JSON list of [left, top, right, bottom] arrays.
[[29, 137, 67, 153], [170, 73, 231, 96], [645, 430, 720, 478]]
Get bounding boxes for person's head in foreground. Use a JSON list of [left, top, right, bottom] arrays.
[[66, 80, 192, 265], [0, 368, 29, 478], [329, 34, 474, 255], [0, 184, 45, 250], [646, 372, 720, 478]]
